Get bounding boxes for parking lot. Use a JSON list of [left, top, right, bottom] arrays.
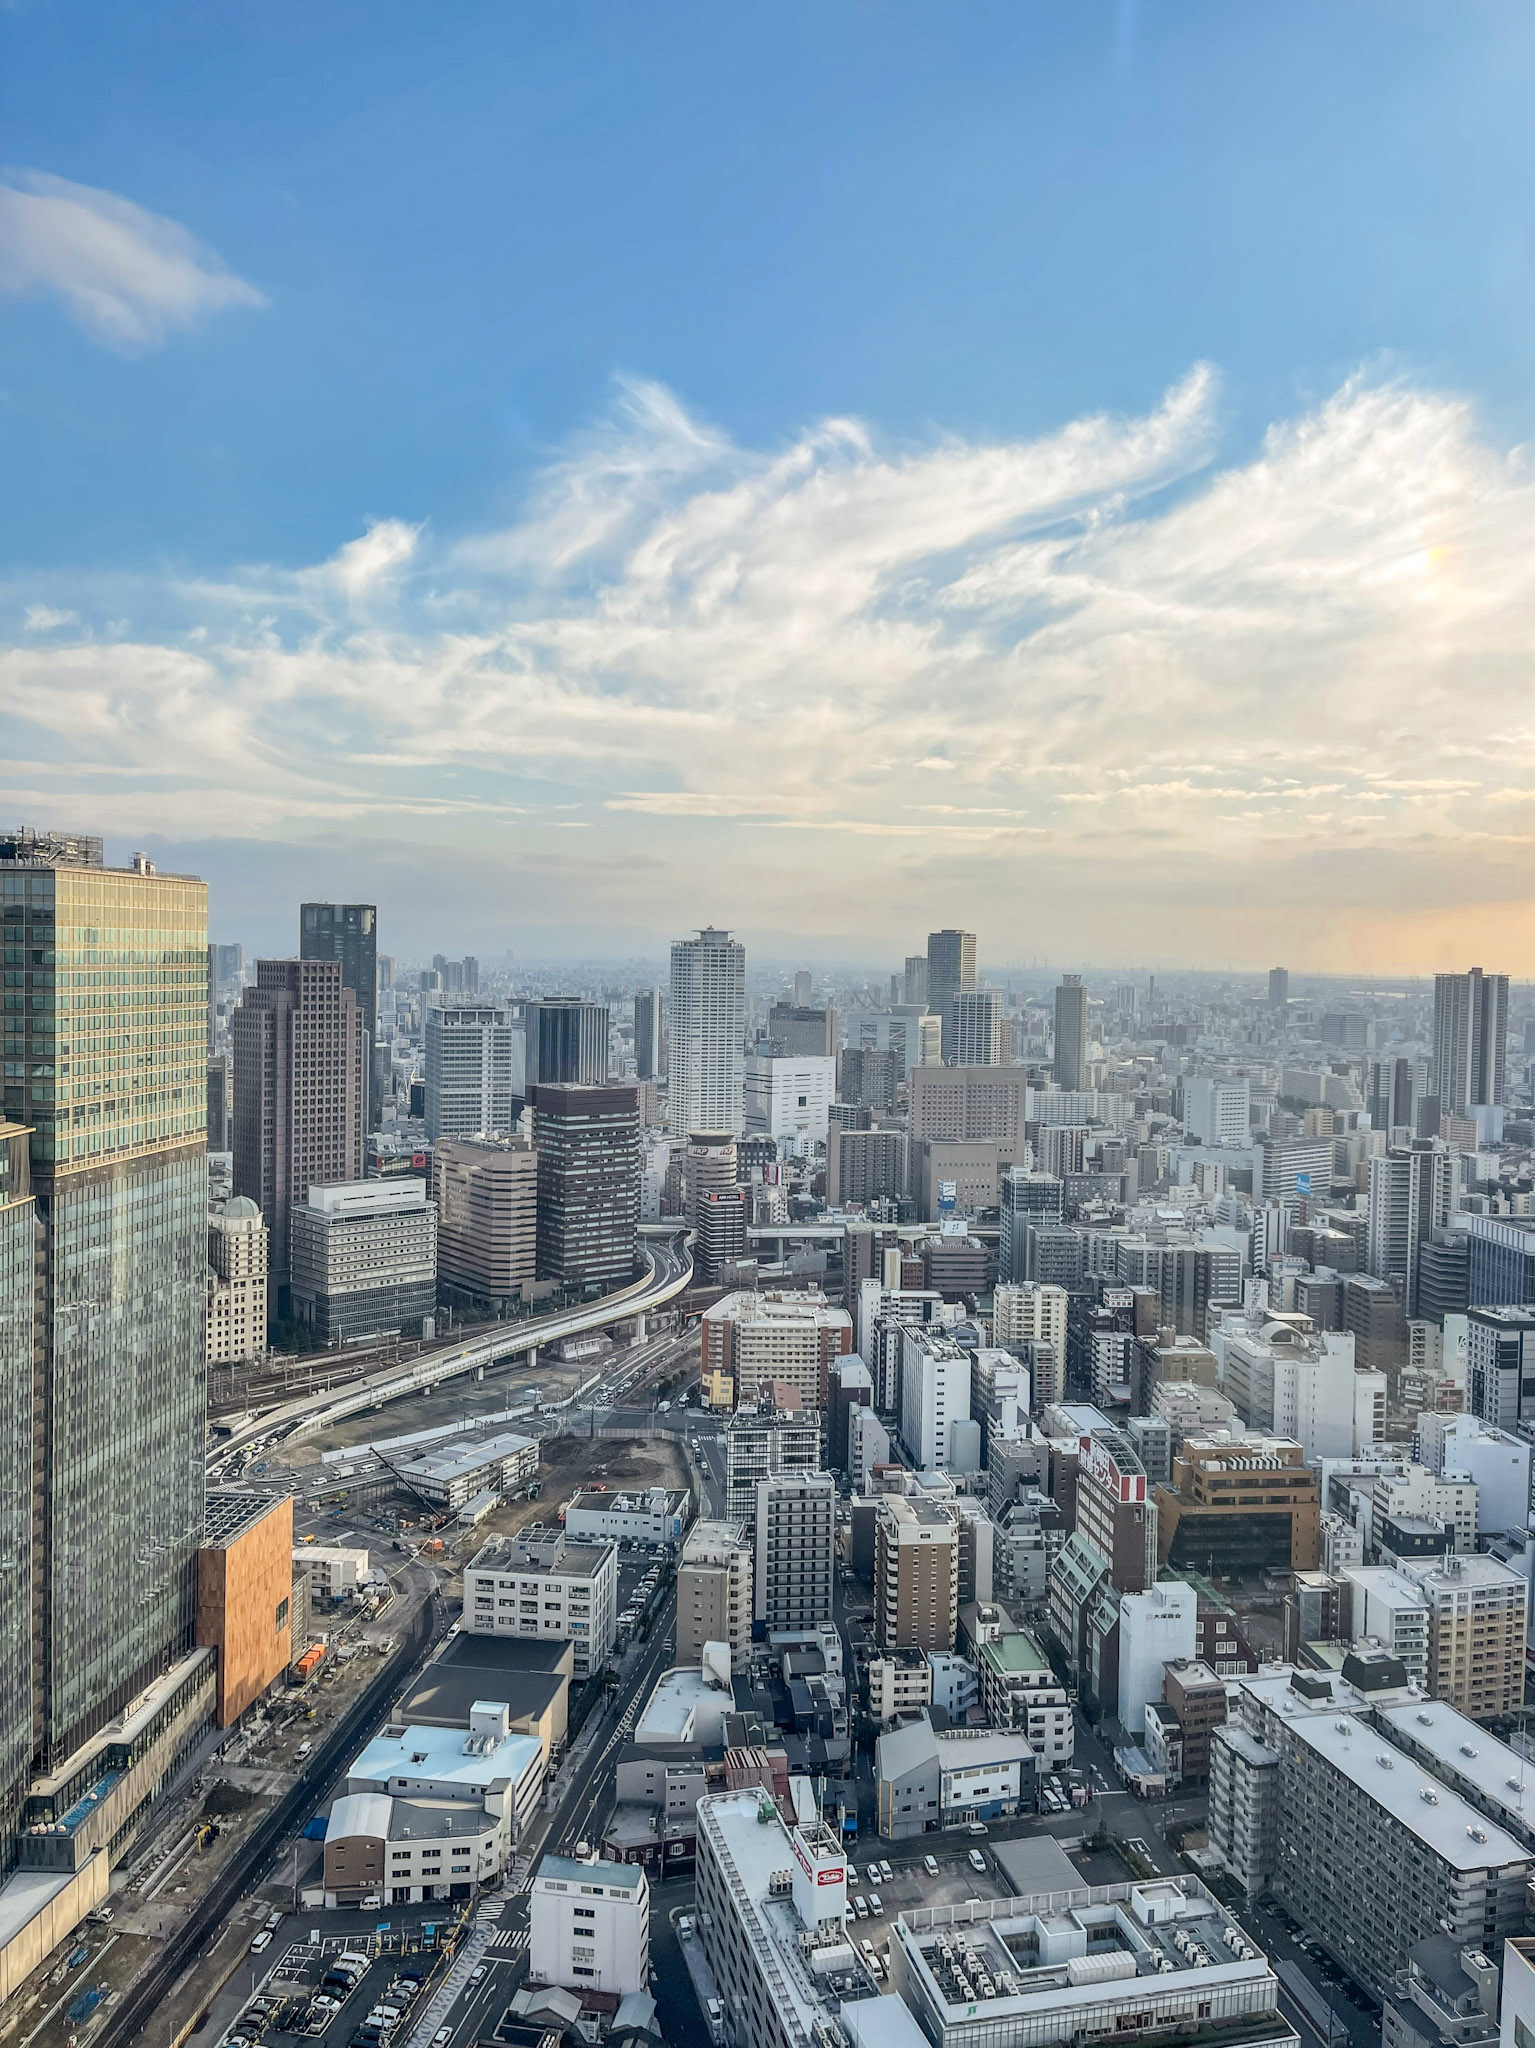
[[842, 1841, 1014, 1969], [210, 1921, 463, 2048]]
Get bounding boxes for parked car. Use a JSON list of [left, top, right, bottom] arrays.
[[923, 1855, 940, 1877], [878, 1860, 893, 1884], [868, 1894, 884, 1916], [846, 1864, 858, 1883], [968, 1849, 987, 1872], [249, 1930, 272, 1954], [265, 1912, 283, 1932], [853, 1897, 869, 1920], [965, 1822, 988, 1836]]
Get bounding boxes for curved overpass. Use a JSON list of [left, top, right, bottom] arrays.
[[212, 1236, 693, 1459]]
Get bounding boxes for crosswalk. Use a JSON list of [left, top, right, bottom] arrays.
[[487, 1929, 527, 1956]]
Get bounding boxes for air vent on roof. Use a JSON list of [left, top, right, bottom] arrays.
[[1335, 1721, 1352, 1735], [1468, 1828, 1488, 1844], [1461, 1745, 1480, 1758], [1377, 1756, 1394, 1770], [1421, 1791, 1439, 1805], [1416, 1712, 1434, 1725]]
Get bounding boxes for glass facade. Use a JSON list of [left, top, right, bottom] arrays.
[[0, 1125, 34, 1868], [1466, 1216, 1535, 1308], [41, 1148, 208, 1758], [2, 841, 209, 1770]]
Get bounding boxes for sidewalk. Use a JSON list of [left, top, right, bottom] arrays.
[[403, 1899, 506, 2048]]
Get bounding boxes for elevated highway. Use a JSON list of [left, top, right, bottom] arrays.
[[212, 1236, 693, 1460]]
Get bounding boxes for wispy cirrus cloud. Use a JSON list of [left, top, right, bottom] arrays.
[[5, 364, 1535, 964], [0, 171, 265, 349]]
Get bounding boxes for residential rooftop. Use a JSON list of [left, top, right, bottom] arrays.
[[1378, 1700, 1535, 1845], [535, 1853, 645, 1892], [1286, 1715, 1529, 1872], [979, 1630, 1052, 1677], [468, 1532, 615, 1579]]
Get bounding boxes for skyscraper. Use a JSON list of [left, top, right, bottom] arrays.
[[300, 902, 379, 1125], [1053, 974, 1089, 1091], [634, 988, 663, 1081], [1, 832, 209, 1779], [764, 1001, 835, 1057], [0, 1121, 34, 1859], [792, 969, 813, 1005], [685, 1129, 749, 1282], [423, 1001, 519, 1142], [1367, 1140, 1457, 1318], [532, 1083, 640, 1291], [950, 988, 1004, 1065], [926, 929, 976, 1062], [232, 958, 369, 1291], [1433, 968, 1509, 1116], [903, 954, 930, 1008], [1367, 1056, 1430, 1136], [668, 928, 745, 1137], [524, 996, 609, 1087], [1268, 966, 1290, 1008]]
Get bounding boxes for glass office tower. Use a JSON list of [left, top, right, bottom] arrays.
[[0, 1123, 34, 1860], [1, 832, 208, 1772], [300, 902, 379, 1125]]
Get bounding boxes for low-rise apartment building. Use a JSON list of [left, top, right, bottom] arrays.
[[463, 1531, 619, 1677]]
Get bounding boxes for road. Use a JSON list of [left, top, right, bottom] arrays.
[[422, 1588, 682, 2046], [212, 1238, 694, 1458]]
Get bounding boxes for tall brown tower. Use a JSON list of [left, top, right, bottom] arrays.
[[232, 958, 368, 1294]]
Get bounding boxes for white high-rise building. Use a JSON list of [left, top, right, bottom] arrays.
[[1118, 1581, 1198, 1733], [848, 1006, 942, 1074], [898, 1325, 972, 1471], [424, 1001, 520, 1141], [668, 927, 746, 1137], [950, 989, 1005, 1066], [1183, 1076, 1252, 1147]]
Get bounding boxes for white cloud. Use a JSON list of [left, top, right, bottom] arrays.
[[0, 171, 265, 350], [6, 365, 1535, 964], [23, 605, 78, 632], [317, 519, 422, 597]]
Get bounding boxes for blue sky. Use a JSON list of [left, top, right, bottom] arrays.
[[5, 2, 1535, 965]]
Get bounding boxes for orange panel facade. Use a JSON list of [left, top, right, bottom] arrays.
[[197, 1492, 296, 1725]]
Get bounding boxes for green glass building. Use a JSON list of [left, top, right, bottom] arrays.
[[1, 831, 208, 1785]]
